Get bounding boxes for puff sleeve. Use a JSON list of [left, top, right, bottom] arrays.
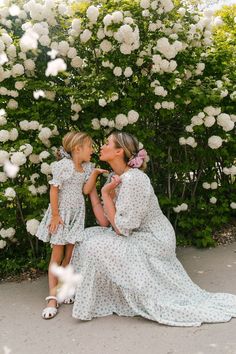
[[49, 158, 74, 189], [83, 162, 95, 182], [114, 170, 151, 237]]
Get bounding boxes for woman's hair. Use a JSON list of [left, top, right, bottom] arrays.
[[112, 131, 147, 170], [57, 131, 92, 160]]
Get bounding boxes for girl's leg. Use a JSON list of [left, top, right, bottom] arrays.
[[61, 243, 74, 267], [47, 244, 64, 308]]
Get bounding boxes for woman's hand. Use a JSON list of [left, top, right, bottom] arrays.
[[101, 175, 121, 195], [48, 215, 64, 234]]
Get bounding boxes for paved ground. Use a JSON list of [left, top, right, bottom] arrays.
[[1, 242, 236, 354]]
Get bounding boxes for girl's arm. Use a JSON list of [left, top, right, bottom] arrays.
[[48, 185, 64, 233], [89, 187, 110, 227], [83, 168, 109, 195]]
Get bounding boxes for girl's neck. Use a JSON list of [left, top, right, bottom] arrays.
[[72, 153, 83, 169], [109, 160, 130, 176]]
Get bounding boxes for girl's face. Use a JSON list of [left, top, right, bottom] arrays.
[[100, 135, 122, 162], [75, 139, 93, 162]]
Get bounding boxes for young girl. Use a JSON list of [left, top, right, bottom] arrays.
[[36, 131, 107, 319]]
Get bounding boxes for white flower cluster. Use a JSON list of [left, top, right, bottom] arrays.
[[0, 109, 7, 126], [223, 165, 236, 176], [179, 136, 197, 148], [92, 110, 139, 130], [155, 37, 183, 60], [209, 197, 217, 204], [4, 187, 16, 200], [0, 128, 18, 142], [0, 240, 7, 249], [0, 227, 15, 239], [26, 219, 40, 236], [70, 97, 82, 121], [38, 125, 59, 147], [0, 86, 19, 98], [230, 202, 236, 209], [114, 24, 140, 55], [202, 182, 218, 190], [173, 203, 188, 213], [28, 184, 47, 196], [152, 54, 177, 73], [45, 58, 67, 76], [19, 120, 40, 131]]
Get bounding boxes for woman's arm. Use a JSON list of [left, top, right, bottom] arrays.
[[89, 187, 110, 227], [49, 185, 64, 233], [101, 176, 122, 235]]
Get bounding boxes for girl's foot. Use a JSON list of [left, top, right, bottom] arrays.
[[42, 296, 58, 319]]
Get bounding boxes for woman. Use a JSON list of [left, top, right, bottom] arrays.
[[71, 132, 236, 326]]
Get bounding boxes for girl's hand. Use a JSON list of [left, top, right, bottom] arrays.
[[102, 175, 121, 195], [92, 168, 109, 176], [48, 215, 64, 234]]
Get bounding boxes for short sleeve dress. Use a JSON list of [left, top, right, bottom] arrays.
[[36, 158, 94, 245], [71, 168, 236, 326]]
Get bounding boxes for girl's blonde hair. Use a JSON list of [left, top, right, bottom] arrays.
[[57, 131, 92, 159], [112, 131, 147, 171]]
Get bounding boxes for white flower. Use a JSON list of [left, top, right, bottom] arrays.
[[80, 29, 92, 43], [28, 185, 37, 195], [185, 125, 194, 133], [186, 137, 196, 147], [177, 7, 186, 16], [210, 197, 217, 204], [204, 116, 215, 127], [0, 172, 7, 182], [127, 110, 139, 124], [30, 173, 40, 183], [71, 103, 82, 113], [0, 240, 7, 249], [41, 162, 51, 175], [24, 59, 35, 71], [98, 99, 107, 107], [4, 187, 16, 200], [71, 19, 81, 32], [7, 99, 18, 110], [91, 118, 100, 130], [103, 14, 113, 26], [210, 182, 218, 190], [0, 150, 9, 165], [20, 29, 39, 51], [4, 160, 19, 178], [39, 151, 50, 161], [86, 6, 99, 23], [202, 182, 211, 189], [0, 130, 9, 142], [124, 67, 133, 77], [26, 219, 40, 235], [29, 154, 41, 164], [11, 152, 26, 166], [33, 90, 45, 99], [20, 144, 33, 156], [50, 263, 83, 303], [38, 127, 52, 140], [111, 93, 119, 102], [58, 41, 70, 56], [46, 58, 67, 76], [71, 56, 83, 68], [230, 202, 236, 209], [19, 120, 30, 131], [37, 185, 48, 194], [113, 67, 122, 77], [112, 11, 123, 23], [12, 63, 24, 77], [9, 128, 18, 141], [100, 118, 109, 127], [115, 114, 128, 127], [191, 116, 203, 126], [67, 47, 77, 59], [203, 106, 219, 116], [100, 40, 112, 52], [180, 203, 188, 211], [179, 137, 186, 145], [208, 136, 223, 149], [140, 0, 150, 9], [173, 205, 181, 213]]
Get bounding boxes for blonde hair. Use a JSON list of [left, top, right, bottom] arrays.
[[112, 131, 147, 171], [57, 131, 92, 159]]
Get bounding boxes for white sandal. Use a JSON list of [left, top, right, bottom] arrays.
[[42, 296, 58, 320], [63, 296, 75, 304]]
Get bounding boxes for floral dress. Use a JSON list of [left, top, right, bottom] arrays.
[[71, 168, 236, 326], [36, 158, 94, 245]]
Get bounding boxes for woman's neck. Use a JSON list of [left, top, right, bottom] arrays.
[[109, 160, 130, 176]]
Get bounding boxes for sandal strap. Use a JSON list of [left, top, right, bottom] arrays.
[[45, 296, 58, 302]]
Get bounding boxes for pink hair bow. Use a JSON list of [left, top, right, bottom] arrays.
[[128, 149, 148, 168]]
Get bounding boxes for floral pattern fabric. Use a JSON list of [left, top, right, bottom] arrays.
[[71, 168, 236, 326], [36, 158, 94, 245]]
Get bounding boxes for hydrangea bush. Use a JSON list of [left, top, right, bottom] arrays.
[[0, 0, 235, 268]]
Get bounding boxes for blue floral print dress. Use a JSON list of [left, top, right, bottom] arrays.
[[71, 168, 236, 326]]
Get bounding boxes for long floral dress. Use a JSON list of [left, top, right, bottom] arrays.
[[71, 168, 236, 326], [36, 158, 94, 245]]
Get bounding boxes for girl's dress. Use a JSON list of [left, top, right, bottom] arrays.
[[71, 168, 236, 326], [36, 158, 94, 245]]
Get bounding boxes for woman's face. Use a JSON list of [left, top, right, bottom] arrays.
[[100, 135, 121, 162]]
